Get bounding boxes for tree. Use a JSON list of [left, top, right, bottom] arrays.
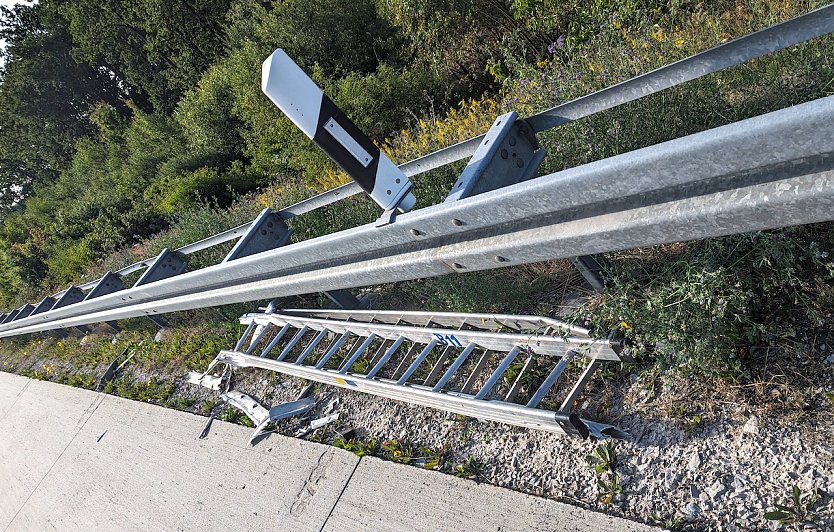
[[57, 0, 234, 112], [0, 1, 129, 212]]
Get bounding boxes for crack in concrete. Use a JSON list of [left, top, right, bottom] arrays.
[[318, 457, 362, 532], [0, 374, 31, 424], [3, 387, 107, 531]]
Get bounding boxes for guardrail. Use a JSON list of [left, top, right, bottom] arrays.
[[1, 5, 832, 338]]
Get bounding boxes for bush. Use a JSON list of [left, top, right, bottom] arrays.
[[586, 226, 834, 379]]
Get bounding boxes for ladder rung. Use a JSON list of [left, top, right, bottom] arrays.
[[475, 346, 521, 400], [432, 343, 477, 392], [367, 338, 394, 370], [397, 339, 438, 384], [317, 334, 342, 365], [423, 345, 453, 386], [277, 326, 309, 361], [339, 334, 376, 374], [315, 332, 352, 369], [234, 322, 257, 351], [367, 336, 406, 379], [505, 354, 536, 402], [558, 359, 602, 412], [526, 350, 576, 408], [296, 329, 329, 365], [391, 342, 421, 379], [461, 349, 490, 394], [260, 323, 291, 358], [245, 325, 270, 355]]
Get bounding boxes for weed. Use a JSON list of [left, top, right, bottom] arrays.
[[351, 358, 370, 375], [587, 441, 623, 505], [200, 399, 219, 414], [218, 407, 254, 428], [453, 456, 483, 480], [764, 485, 824, 526], [683, 413, 705, 433], [586, 441, 618, 474], [378, 438, 445, 469], [333, 437, 379, 457], [596, 474, 624, 505], [502, 355, 549, 397], [381, 438, 414, 464], [584, 227, 834, 380], [417, 447, 445, 470], [166, 396, 197, 411], [649, 512, 683, 531]]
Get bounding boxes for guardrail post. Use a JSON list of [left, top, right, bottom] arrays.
[[444, 111, 606, 290], [11, 303, 35, 321], [133, 248, 188, 328], [83, 272, 124, 333]]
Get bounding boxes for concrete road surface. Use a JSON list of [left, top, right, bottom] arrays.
[[0, 372, 652, 531]]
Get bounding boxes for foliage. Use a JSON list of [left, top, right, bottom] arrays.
[[586, 441, 618, 474], [764, 485, 824, 525], [585, 227, 834, 379], [0, 2, 127, 210], [596, 474, 624, 505], [57, 0, 233, 111], [586, 441, 623, 505], [333, 437, 379, 457], [380, 438, 445, 469], [648, 512, 683, 531], [453, 456, 484, 480]]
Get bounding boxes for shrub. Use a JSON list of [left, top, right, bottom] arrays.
[[585, 226, 834, 379]]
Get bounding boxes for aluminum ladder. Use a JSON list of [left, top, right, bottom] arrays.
[[192, 309, 628, 439]]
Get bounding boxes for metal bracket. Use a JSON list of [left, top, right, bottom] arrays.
[[445, 112, 547, 203], [571, 255, 607, 292], [2, 308, 20, 324], [12, 304, 35, 321], [324, 289, 364, 310], [133, 248, 187, 328], [30, 296, 56, 316], [224, 207, 349, 306], [84, 271, 124, 301], [83, 272, 124, 332], [97, 346, 135, 390], [445, 111, 607, 290], [52, 286, 85, 309], [134, 248, 188, 286], [49, 287, 88, 335], [375, 182, 414, 227], [223, 208, 292, 262]]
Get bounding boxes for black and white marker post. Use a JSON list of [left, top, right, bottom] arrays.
[[261, 49, 416, 221]]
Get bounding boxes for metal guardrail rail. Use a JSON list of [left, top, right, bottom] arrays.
[[1, 5, 833, 337], [190, 310, 627, 438]]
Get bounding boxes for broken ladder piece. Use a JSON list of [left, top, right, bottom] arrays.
[[193, 309, 628, 439]]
